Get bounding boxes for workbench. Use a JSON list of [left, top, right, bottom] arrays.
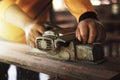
[[0, 41, 120, 80]]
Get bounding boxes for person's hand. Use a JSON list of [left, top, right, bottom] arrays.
[[76, 18, 106, 43], [24, 23, 45, 47]]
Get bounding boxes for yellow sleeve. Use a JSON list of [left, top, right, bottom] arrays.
[[0, 0, 16, 19], [64, 0, 95, 21]]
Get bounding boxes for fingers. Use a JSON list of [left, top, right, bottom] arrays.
[[88, 22, 97, 43], [76, 27, 81, 41], [31, 28, 42, 38], [26, 24, 45, 47], [28, 31, 42, 48], [27, 32, 35, 47], [36, 24, 45, 34], [80, 23, 89, 43], [76, 19, 105, 43], [77, 21, 89, 43]]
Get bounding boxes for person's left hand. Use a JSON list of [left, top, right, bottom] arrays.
[[76, 18, 106, 43], [24, 23, 45, 47]]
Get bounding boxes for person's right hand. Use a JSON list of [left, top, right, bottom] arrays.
[[25, 23, 45, 47], [76, 19, 106, 43]]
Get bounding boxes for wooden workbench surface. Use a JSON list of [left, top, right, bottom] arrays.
[[0, 41, 120, 80]]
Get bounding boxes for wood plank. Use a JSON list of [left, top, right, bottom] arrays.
[[0, 41, 120, 80]]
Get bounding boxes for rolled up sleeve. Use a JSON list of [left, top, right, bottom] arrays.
[[0, 0, 16, 19], [64, 0, 95, 21]]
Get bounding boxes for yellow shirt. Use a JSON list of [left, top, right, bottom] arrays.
[[0, 0, 95, 44]]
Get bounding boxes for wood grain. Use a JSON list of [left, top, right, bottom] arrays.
[[0, 41, 120, 80]]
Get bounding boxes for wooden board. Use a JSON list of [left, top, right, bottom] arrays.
[[0, 41, 120, 80]]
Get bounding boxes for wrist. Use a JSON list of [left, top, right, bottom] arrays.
[[79, 12, 98, 22]]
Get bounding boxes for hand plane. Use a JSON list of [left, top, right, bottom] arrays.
[[35, 23, 104, 64]]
